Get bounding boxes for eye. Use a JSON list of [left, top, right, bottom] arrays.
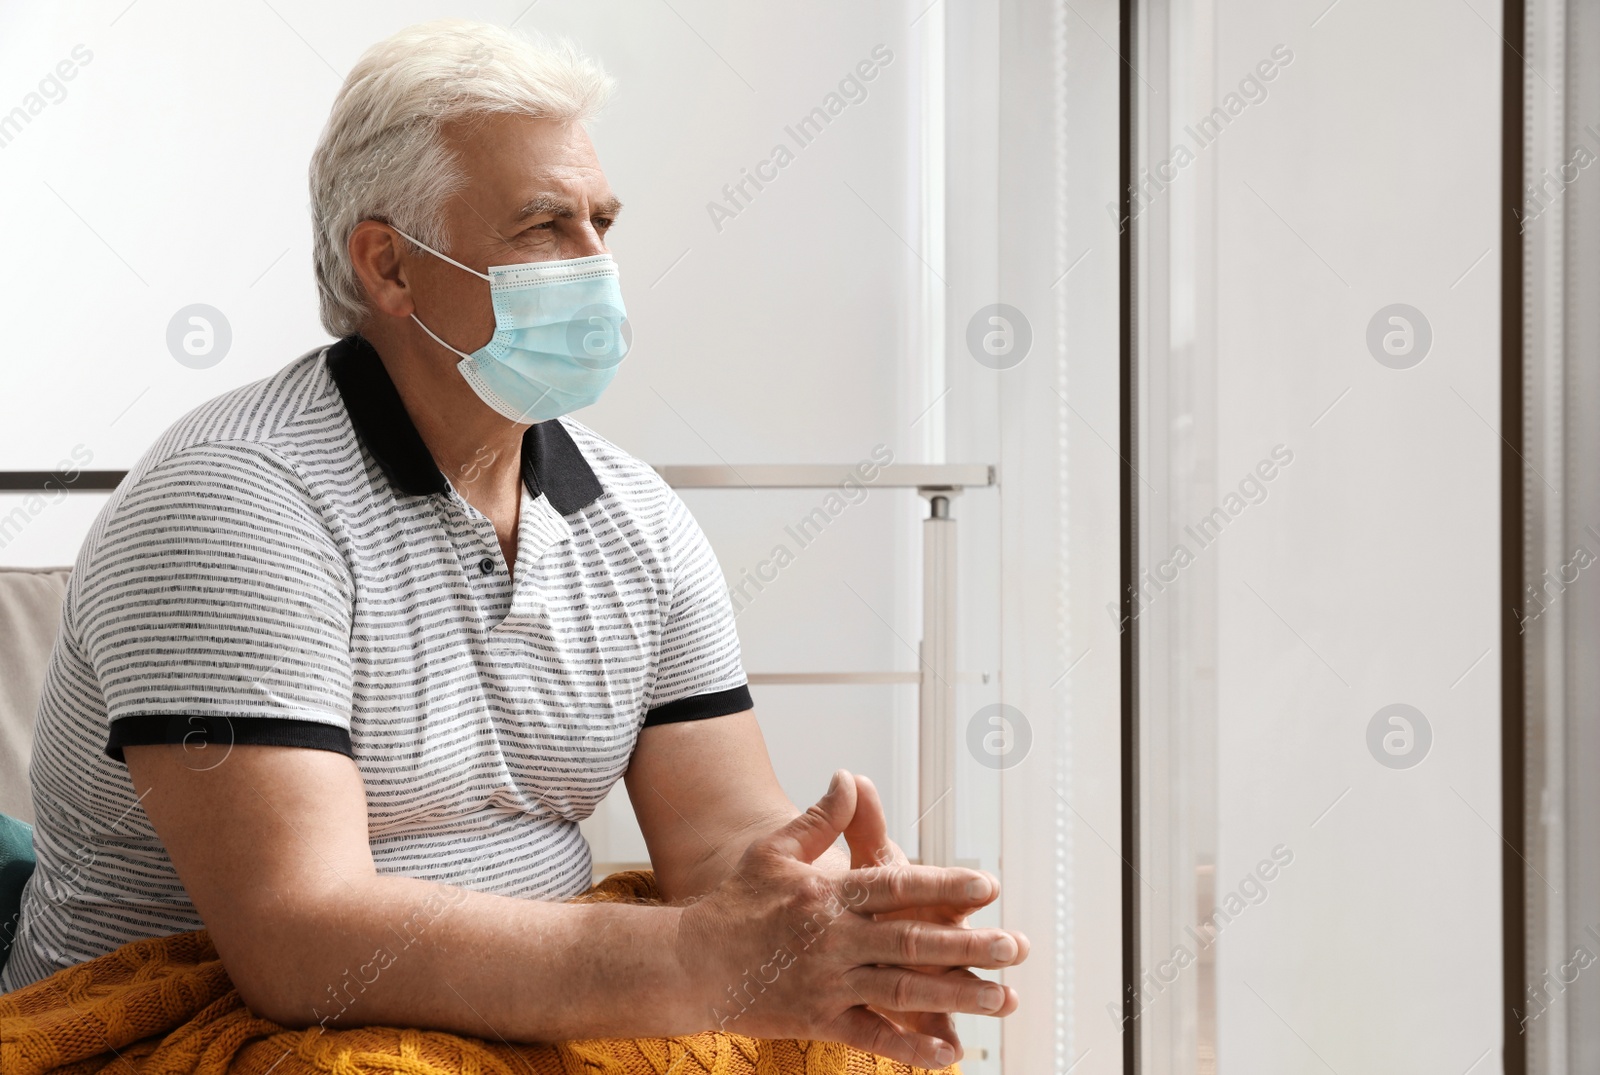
[[593, 216, 615, 230]]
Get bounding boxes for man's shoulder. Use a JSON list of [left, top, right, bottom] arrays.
[[67, 348, 347, 587], [138, 346, 341, 476], [554, 418, 714, 574]]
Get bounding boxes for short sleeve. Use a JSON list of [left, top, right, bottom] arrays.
[[76, 442, 357, 762], [641, 486, 752, 726]]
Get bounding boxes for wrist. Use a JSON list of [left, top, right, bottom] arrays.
[[663, 900, 720, 1035]]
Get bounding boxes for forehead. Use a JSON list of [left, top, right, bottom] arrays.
[[439, 112, 614, 218]]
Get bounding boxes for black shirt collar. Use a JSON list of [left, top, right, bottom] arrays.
[[324, 334, 604, 515]]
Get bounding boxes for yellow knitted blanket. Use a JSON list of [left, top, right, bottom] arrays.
[[0, 871, 957, 1075]]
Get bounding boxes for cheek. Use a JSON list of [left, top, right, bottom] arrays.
[[428, 271, 498, 348]]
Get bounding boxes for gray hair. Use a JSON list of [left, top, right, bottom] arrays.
[[309, 19, 615, 337]]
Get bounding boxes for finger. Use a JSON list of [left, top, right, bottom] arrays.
[[852, 919, 1028, 969], [828, 1005, 960, 1069], [836, 863, 996, 915], [881, 1008, 959, 1051], [763, 769, 858, 865], [848, 966, 1013, 1016], [899, 904, 972, 927], [875, 903, 972, 928], [931, 868, 1000, 914], [842, 773, 893, 869]]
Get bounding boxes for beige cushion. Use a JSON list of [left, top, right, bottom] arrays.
[[0, 567, 70, 823]]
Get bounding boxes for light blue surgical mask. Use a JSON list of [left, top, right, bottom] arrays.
[[394, 227, 630, 424]]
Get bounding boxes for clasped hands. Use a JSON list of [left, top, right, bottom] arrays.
[[676, 770, 1029, 1069]]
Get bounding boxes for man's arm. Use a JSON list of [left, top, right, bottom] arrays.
[[625, 710, 965, 898], [125, 742, 692, 1039], [625, 710, 843, 900], [126, 743, 1022, 1065]]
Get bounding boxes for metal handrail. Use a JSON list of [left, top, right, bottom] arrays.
[[662, 462, 994, 867], [653, 463, 993, 490]]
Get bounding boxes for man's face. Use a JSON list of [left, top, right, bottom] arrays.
[[405, 112, 622, 354]]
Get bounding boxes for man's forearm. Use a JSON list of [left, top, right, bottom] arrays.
[[655, 805, 802, 901], [239, 873, 700, 1042]]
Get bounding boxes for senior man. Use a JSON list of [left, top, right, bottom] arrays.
[[0, 19, 1026, 1070]]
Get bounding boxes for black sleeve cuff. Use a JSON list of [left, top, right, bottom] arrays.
[[642, 684, 754, 727], [105, 714, 354, 763]]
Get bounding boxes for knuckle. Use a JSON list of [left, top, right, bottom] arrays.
[[743, 838, 781, 865], [889, 971, 922, 1012], [884, 864, 912, 902], [896, 919, 927, 962], [801, 802, 833, 830], [852, 863, 882, 895], [866, 1017, 901, 1059], [786, 874, 843, 950], [799, 872, 837, 909]]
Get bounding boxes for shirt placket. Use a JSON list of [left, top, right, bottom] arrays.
[[501, 489, 573, 625], [436, 489, 515, 627]]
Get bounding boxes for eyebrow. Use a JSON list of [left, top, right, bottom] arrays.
[[514, 193, 624, 221]]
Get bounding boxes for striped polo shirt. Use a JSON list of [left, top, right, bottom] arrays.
[[0, 335, 752, 991]]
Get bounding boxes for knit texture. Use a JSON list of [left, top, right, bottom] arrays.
[[0, 871, 957, 1075]]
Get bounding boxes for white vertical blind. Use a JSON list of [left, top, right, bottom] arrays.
[[1135, 1, 1506, 1071]]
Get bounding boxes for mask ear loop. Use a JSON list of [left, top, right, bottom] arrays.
[[390, 225, 492, 361], [409, 313, 473, 361], [391, 225, 492, 280]]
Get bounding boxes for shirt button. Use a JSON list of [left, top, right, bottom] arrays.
[[478, 557, 495, 575]]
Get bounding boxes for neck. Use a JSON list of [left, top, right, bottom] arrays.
[[359, 321, 527, 495]]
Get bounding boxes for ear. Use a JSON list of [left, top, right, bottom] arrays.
[[347, 221, 417, 320]]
